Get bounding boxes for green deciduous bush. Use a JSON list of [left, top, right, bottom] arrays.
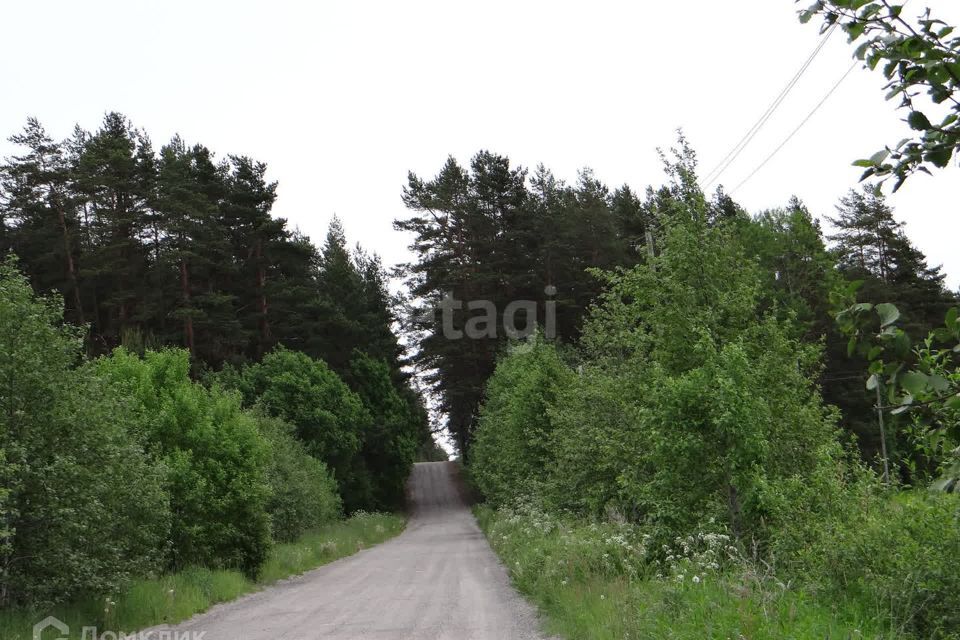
[[231, 348, 374, 512], [473, 144, 848, 549], [615, 320, 845, 545], [1, 255, 406, 612], [0, 258, 169, 606], [343, 352, 420, 511], [90, 348, 272, 576], [545, 363, 643, 517], [796, 490, 960, 640], [471, 338, 574, 506], [471, 143, 960, 638], [256, 413, 342, 542]]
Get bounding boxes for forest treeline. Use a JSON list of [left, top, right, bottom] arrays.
[[0, 114, 437, 608], [458, 140, 960, 638], [0, 114, 416, 374], [397, 142, 957, 469], [2, 108, 958, 633]]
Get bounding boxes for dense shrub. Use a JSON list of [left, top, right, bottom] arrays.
[[473, 166, 848, 547], [545, 362, 647, 517], [91, 348, 272, 575], [614, 321, 845, 544], [256, 413, 342, 541], [0, 259, 169, 606], [230, 348, 375, 512], [469, 149, 960, 638], [798, 491, 960, 639], [470, 338, 574, 506], [343, 353, 420, 510], [486, 324, 848, 548], [476, 504, 891, 640]]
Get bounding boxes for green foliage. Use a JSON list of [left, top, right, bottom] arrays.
[[579, 141, 760, 373], [152, 137, 242, 364], [311, 219, 374, 373], [476, 505, 892, 639], [824, 186, 956, 462], [0, 114, 428, 612], [546, 364, 643, 517], [0, 258, 169, 606], [797, 490, 960, 639], [1, 115, 423, 376], [738, 198, 839, 340], [838, 300, 960, 486], [230, 348, 425, 513], [470, 337, 575, 506], [548, 321, 846, 547], [475, 143, 847, 546], [416, 439, 450, 462], [343, 352, 420, 510], [396, 151, 637, 455], [90, 348, 272, 575], [798, 1, 960, 189], [234, 348, 373, 511], [0, 119, 85, 325], [469, 137, 960, 638], [622, 323, 842, 543], [0, 513, 405, 639], [256, 413, 342, 542]]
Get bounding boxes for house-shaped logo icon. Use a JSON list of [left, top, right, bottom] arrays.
[[33, 616, 69, 640]]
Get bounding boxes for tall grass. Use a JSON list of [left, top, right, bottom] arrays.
[[475, 505, 898, 640], [0, 512, 404, 639]]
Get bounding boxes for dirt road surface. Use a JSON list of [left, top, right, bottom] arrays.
[[146, 461, 549, 640]]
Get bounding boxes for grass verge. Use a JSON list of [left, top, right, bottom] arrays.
[[0, 512, 404, 639], [475, 505, 897, 640]]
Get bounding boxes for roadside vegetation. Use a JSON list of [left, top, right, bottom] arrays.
[[468, 139, 960, 639], [476, 506, 898, 639], [2, 3, 958, 634], [0, 512, 404, 639], [0, 113, 432, 625], [461, 6, 960, 635]]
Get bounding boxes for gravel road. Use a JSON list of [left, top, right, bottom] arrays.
[[146, 461, 549, 640]]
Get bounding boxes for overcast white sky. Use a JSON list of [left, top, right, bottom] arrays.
[[2, 1, 958, 288]]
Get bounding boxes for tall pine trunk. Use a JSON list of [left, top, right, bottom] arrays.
[[255, 237, 270, 355], [180, 258, 195, 358], [52, 193, 85, 325]]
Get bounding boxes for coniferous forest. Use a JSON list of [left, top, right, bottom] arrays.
[[0, 114, 431, 612], [2, 2, 960, 638]]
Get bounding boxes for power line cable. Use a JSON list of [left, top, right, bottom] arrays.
[[727, 0, 913, 195], [700, 23, 838, 190], [730, 61, 858, 195]]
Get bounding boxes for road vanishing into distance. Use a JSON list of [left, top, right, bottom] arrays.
[[148, 462, 550, 640]]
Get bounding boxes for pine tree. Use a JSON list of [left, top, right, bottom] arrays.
[[396, 152, 632, 455], [610, 183, 651, 258], [153, 137, 241, 364], [313, 217, 367, 373], [220, 156, 282, 359], [0, 118, 85, 324], [267, 230, 324, 360], [354, 247, 407, 373], [72, 113, 157, 348], [396, 153, 525, 454], [742, 197, 838, 341], [827, 186, 957, 464], [829, 187, 955, 336]]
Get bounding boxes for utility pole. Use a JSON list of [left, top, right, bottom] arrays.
[[645, 229, 655, 262], [876, 384, 891, 485]]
